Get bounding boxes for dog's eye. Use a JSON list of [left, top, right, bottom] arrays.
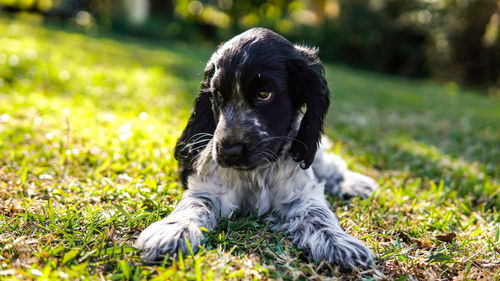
[[215, 90, 223, 102], [256, 90, 272, 101]]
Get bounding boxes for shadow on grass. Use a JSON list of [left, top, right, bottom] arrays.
[[324, 65, 499, 208]]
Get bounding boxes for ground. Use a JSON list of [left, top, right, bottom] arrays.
[[0, 14, 499, 280]]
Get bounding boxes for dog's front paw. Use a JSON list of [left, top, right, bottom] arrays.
[[310, 231, 374, 269], [135, 220, 204, 262], [338, 171, 378, 199]]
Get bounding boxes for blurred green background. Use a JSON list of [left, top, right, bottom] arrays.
[[1, 0, 500, 93]]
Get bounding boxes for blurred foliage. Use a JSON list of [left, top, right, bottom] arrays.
[[1, 0, 499, 92], [334, 0, 430, 76], [425, 0, 500, 91]]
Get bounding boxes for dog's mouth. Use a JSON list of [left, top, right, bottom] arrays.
[[226, 164, 256, 171], [212, 136, 285, 171], [213, 146, 277, 170]]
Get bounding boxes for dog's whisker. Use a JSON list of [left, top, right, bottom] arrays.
[[186, 133, 214, 143], [185, 138, 211, 148], [257, 152, 273, 166], [259, 149, 278, 162], [189, 150, 204, 167], [189, 143, 210, 154], [187, 132, 213, 140], [248, 137, 281, 151], [188, 134, 213, 144], [263, 148, 279, 160], [249, 136, 307, 152]]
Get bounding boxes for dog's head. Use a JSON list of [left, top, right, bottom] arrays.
[[175, 28, 330, 176]]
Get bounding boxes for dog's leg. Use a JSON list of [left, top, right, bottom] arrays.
[[135, 183, 236, 262], [273, 185, 373, 269], [312, 138, 378, 199]]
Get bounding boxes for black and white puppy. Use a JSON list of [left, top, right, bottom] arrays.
[[135, 28, 378, 269]]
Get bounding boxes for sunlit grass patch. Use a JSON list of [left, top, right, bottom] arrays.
[[0, 15, 499, 280]]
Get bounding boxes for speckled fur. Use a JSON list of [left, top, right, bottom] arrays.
[[136, 137, 377, 269]]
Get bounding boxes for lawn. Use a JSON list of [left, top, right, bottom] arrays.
[[0, 14, 499, 280]]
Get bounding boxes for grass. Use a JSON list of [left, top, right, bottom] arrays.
[[0, 13, 499, 280]]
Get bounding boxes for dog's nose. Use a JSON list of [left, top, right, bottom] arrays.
[[218, 142, 244, 159]]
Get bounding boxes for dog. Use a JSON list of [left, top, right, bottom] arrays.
[[135, 28, 378, 269]]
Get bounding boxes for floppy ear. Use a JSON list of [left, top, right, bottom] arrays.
[[287, 46, 330, 169], [174, 63, 217, 187]]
